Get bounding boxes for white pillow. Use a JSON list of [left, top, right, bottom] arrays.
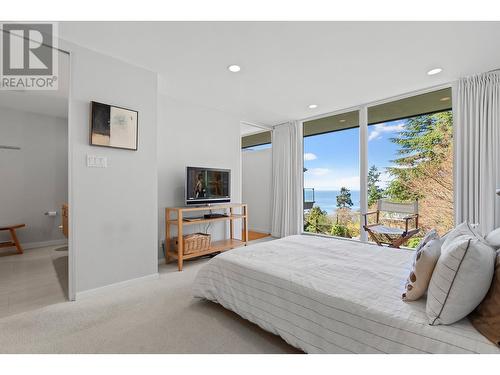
[[441, 221, 486, 248], [426, 230, 496, 325], [402, 238, 441, 301], [415, 229, 439, 252], [486, 227, 500, 249]]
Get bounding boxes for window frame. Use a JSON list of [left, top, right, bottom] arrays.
[[300, 83, 455, 243]]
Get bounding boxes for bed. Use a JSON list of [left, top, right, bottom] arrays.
[[193, 235, 500, 354]]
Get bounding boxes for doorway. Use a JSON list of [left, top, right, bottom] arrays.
[[0, 49, 70, 317], [241, 122, 273, 240]]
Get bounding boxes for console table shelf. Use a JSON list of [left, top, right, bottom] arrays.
[[165, 204, 248, 271], [166, 214, 246, 226]]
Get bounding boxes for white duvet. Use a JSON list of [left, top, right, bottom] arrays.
[[193, 235, 500, 354]]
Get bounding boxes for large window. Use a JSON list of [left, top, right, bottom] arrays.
[[303, 88, 453, 247], [303, 111, 360, 239], [367, 88, 453, 246]]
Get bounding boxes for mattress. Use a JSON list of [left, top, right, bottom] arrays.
[[193, 235, 500, 354]]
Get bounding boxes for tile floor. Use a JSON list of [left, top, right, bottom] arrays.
[[0, 244, 68, 318]]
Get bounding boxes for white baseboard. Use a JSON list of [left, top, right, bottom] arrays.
[[75, 273, 160, 300], [23, 239, 68, 250]]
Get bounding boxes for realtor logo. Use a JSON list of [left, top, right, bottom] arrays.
[[0, 22, 58, 90]]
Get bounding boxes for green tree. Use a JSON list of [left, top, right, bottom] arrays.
[[304, 206, 330, 234], [330, 223, 350, 238], [390, 112, 452, 168], [336, 187, 353, 209], [386, 111, 454, 234], [386, 112, 452, 202], [367, 165, 384, 207], [384, 176, 417, 202]]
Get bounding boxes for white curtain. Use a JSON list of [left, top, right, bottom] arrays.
[[271, 121, 303, 237], [455, 71, 500, 233]]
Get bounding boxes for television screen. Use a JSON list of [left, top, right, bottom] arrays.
[[186, 167, 230, 205]]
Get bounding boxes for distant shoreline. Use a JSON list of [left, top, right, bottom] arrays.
[[308, 190, 361, 214]]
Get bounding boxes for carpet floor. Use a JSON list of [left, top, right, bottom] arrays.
[[0, 251, 300, 354], [0, 244, 68, 319]]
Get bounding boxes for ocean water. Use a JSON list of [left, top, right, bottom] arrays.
[[311, 190, 361, 214]]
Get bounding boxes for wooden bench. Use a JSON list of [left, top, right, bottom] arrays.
[[0, 224, 26, 254]]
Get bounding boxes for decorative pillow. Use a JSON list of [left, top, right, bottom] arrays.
[[415, 229, 439, 252], [486, 227, 500, 249], [441, 221, 486, 248], [426, 233, 496, 325], [402, 238, 441, 301], [469, 251, 500, 346]]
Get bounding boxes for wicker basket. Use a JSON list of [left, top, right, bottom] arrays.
[[175, 233, 211, 255]]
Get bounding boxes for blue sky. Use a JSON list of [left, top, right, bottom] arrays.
[[303, 119, 405, 191]]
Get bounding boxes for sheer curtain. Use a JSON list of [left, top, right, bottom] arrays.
[[271, 121, 303, 237], [454, 71, 500, 233]]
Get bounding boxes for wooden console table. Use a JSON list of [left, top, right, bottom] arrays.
[[165, 203, 248, 271]]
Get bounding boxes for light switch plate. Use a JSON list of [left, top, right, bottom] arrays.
[[87, 154, 107, 168]]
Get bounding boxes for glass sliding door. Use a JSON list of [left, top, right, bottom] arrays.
[[303, 110, 361, 239], [366, 88, 453, 247]]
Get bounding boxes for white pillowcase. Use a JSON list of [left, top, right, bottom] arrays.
[[442, 221, 486, 246], [402, 238, 441, 301], [415, 229, 439, 252], [486, 227, 500, 249], [426, 223, 496, 325]]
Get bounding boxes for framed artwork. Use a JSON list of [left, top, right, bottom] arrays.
[[90, 101, 138, 150]]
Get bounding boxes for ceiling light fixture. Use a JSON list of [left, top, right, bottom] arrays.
[[427, 67, 443, 76], [227, 64, 241, 72], [440, 96, 451, 102], [308, 104, 318, 109], [339, 119, 346, 123]]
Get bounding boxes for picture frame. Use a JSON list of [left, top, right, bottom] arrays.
[[90, 101, 139, 151]]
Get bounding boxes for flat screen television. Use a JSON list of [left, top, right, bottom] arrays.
[[185, 167, 231, 205]]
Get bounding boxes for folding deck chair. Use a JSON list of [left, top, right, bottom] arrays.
[[362, 199, 419, 248]]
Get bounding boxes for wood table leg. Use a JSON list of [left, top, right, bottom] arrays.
[[243, 204, 248, 244], [229, 207, 234, 240], [9, 228, 23, 254], [165, 208, 171, 264], [177, 210, 183, 271]]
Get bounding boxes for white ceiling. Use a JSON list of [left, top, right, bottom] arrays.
[[59, 21, 500, 125]]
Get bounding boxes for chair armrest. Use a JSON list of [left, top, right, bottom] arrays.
[[403, 214, 418, 220], [404, 214, 419, 232], [362, 211, 379, 226]]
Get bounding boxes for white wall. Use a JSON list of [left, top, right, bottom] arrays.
[[63, 41, 158, 296], [0, 107, 67, 247], [242, 148, 272, 233], [157, 95, 242, 259]]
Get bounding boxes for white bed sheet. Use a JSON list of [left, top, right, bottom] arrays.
[[193, 235, 500, 354]]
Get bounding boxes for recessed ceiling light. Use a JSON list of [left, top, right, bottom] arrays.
[[308, 104, 318, 109], [339, 119, 346, 123], [427, 68, 443, 76], [440, 96, 451, 102], [228, 64, 241, 72]]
